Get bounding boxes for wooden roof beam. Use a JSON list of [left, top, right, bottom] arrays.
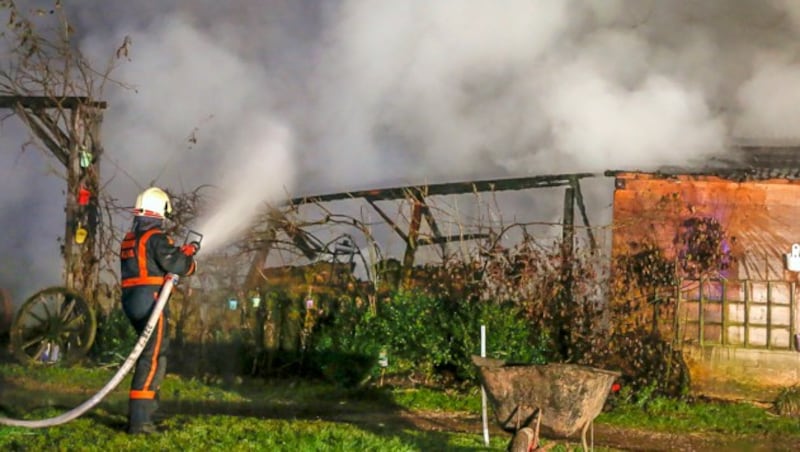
[[291, 172, 598, 205], [0, 96, 107, 110], [417, 233, 489, 245]]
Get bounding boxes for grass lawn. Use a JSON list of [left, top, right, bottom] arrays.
[[2, 364, 799, 451]]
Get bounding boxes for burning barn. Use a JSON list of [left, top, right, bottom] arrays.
[[236, 144, 800, 400], [609, 144, 800, 400]]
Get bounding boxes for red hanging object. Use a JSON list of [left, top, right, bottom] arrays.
[[77, 187, 91, 206]]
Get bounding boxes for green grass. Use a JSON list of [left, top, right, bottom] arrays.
[[389, 386, 481, 413], [598, 395, 800, 438], [0, 364, 538, 417], [0, 410, 510, 451], [3, 364, 800, 450], [0, 364, 611, 450], [0, 364, 121, 390], [0, 364, 246, 403]]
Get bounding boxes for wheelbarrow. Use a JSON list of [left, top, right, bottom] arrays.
[[472, 355, 620, 451]]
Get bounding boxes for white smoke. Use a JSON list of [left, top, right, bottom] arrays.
[[0, 139, 64, 305], [735, 56, 800, 138], [4, 0, 800, 296], [304, 0, 728, 182], [84, 14, 297, 251]]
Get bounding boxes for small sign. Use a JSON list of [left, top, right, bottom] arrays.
[[787, 244, 800, 272]]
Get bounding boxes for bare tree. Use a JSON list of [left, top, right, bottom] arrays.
[[0, 1, 126, 302]]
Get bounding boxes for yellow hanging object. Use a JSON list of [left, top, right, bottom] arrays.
[[75, 224, 88, 244]]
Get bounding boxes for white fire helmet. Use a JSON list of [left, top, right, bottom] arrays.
[[134, 187, 172, 219]]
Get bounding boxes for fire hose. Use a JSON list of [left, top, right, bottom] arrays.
[[0, 274, 179, 428]]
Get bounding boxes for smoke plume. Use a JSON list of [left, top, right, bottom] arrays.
[[3, 0, 800, 299]]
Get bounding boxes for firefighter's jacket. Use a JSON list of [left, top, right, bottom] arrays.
[[120, 218, 196, 300]]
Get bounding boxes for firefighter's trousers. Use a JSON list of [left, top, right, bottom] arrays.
[[121, 285, 169, 429]]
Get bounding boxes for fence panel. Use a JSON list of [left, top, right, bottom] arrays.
[[678, 279, 797, 350]]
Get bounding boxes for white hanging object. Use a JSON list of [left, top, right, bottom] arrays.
[[786, 243, 800, 272]]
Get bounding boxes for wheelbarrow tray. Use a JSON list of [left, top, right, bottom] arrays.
[[473, 355, 620, 439]]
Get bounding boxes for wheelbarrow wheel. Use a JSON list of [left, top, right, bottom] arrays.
[[10, 287, 96, 365], [509, 427, 536, 452], [509, 407, 542, 452]]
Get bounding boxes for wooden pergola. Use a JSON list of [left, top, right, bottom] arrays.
[[244, 172, 600, 289]]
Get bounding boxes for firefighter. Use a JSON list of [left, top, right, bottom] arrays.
[[120, 187, 199, 434]]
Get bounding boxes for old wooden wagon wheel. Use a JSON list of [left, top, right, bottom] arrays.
[[10, 287, 96, 365]]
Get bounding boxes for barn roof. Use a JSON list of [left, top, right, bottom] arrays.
[[607, 142, 800, 181]]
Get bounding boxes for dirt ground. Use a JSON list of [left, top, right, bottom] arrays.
[[334, 409, 798, 451]]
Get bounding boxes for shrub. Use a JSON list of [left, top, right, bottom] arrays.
[[310, 290, 546, 385], [90, 308, 137, 365], [774, 385, 800, 417], [586, 327, 690, 398]]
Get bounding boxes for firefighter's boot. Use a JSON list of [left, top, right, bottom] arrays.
[[127, 399, 157, 434]]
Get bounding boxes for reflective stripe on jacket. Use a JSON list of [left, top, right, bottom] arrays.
[[120, 223, 196, 288]]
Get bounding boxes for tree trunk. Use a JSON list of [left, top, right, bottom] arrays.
[[64, 106, 103, 303]]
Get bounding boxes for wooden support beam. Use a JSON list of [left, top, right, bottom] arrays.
[[0, 96, 107, 109], [14, 108, 69, 166], [561, 186, 575, 280], [281, 222, 321, 260], [402, 200, 424, 284], [570, 176, 597, 252], [557, 186, 576, 361], [419, 203, 448, 257], [366, 197, 409, 242], [369, 193, 467, 254], [244, 230, 277, 291]]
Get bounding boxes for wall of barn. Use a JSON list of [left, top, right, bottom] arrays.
[[612, 172, 800, 400], [683, 345, 800, 401]]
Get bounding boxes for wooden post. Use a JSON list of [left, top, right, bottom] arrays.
[[721, 280, 728, 345], [557, 186, 575, 360], [791, 282, 796, 351], [672, 282, 683, 350], [64, 105, 103, 301], [699, 279, 705, 346], [561, 187, 575, 284], [744, 280, 750, 347], [402, 200, 424, 286], [767, 281, 772, 349]]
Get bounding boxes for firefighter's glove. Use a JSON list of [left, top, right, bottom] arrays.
[[181, 241, 200, 257]]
